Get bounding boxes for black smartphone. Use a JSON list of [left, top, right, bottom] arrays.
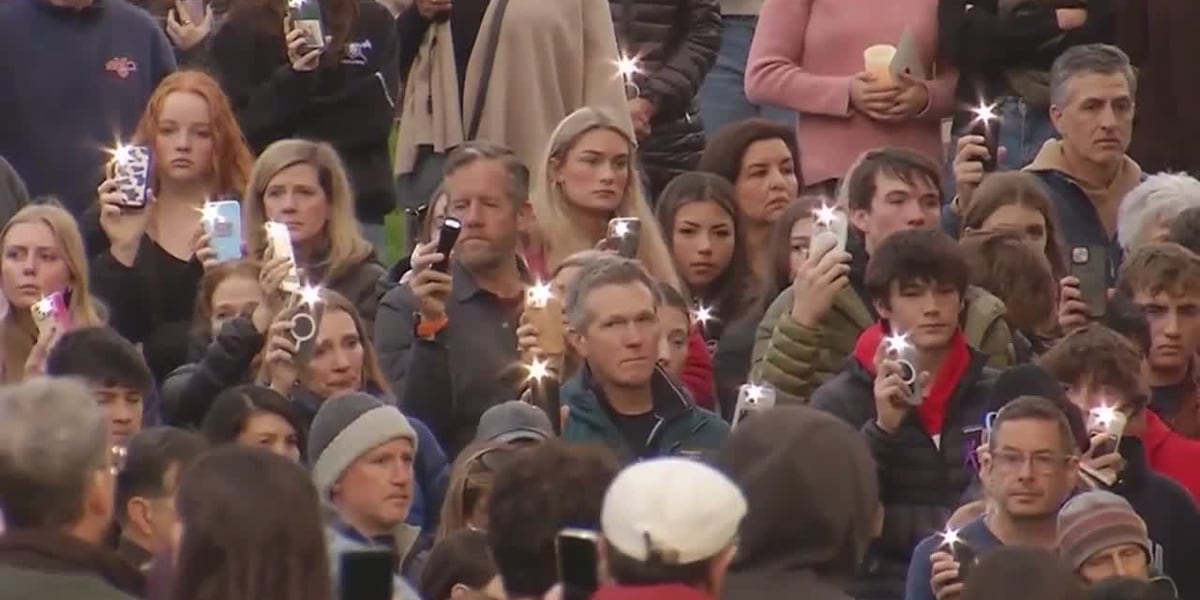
[[557, 528, 599, 600], [954, 543, 978, 583], [433, 217, 462, 273], [969, 104, 1001, 173], [1070, 246, 1109, 318], [339, 551, 394, 600]]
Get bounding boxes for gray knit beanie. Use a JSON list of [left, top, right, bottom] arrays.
[[1056, 490, 1151, 571], [308, 392, 418, 500]]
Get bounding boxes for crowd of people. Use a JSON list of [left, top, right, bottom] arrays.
[[1, 0, 1200, 599]]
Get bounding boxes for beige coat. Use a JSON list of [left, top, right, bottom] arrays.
[[395, 0, 633, 175]]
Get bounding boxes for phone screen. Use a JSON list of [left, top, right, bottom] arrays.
[[557, 529, 599, 600], [339, 551, 393, 600]]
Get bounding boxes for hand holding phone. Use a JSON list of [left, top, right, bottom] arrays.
[[968, 102, 1001, 173], [286, 0, 327, 54], [525, 282, 565, 356], [32, 292, 71, 336], [265, 222, 301, 293], [607, 217, 640, 259], [1070, 246, 1108, 318], [110, 145, 154, 209], [200, 199, 244, 263]]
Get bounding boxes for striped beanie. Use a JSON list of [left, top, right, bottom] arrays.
[[1056, 490, 1151, 571], [308, 392, 418, 501]]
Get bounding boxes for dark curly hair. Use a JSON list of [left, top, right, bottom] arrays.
[[486, 440, 619, 598], [1038, 324, 1149, 413]]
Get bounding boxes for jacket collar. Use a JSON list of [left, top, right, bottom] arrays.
[[329, 512, 421, 570], [578, 365, 693, 423], [451, 256, 531, 302], [0, 528, 144, 597], [33, 0, 104, 16]]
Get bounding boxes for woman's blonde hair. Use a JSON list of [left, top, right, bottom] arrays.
[[244, 140, 373, 285], [435, 442, 514, 542], [0, 203, 104, 382], [530, 107, 681, 290]]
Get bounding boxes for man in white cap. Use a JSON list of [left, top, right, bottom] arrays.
[[594, 457, 747, 600]]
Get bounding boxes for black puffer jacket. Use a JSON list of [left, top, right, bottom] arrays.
[[810, 350, 995, 600], [608, 0, 720, 199]]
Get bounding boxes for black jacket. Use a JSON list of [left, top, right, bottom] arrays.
[[211, 1, 399, 222], [161, 315, 264, 427], [608, 0, 719, 198], [1109, 437, 1200, 600], [810, 351, 995, 600]]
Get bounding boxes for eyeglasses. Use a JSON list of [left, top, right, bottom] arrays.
[[991, 450, 1074, 474]]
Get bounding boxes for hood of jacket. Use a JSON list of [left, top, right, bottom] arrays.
[[715, 406, 877, 597]]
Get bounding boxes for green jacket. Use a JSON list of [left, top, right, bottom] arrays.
[[562, 367, 729, 463], [750, 285, 1013, 406]]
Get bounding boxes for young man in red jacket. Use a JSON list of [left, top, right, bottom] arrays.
[[592, 457, 746, 600]]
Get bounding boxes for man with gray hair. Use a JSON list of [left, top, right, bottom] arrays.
[[953, 43, 1143, 286], [377, 140, 533, 457], [0, 377, 142, 600], [1117, 173, 1200, 252], [560, 257, 727, 462]]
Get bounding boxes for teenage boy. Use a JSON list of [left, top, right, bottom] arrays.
[[753, 148, 1013, 405], [905, 396, 1080, 600], [1113, 243, 1200, 439], [46, 327, 156, 447], [1039, 325, 1200, 599], [115, 427, 207, 571], [811, 229, 996, 599]]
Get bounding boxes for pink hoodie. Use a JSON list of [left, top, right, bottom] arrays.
[[745, 0, 958, 185]]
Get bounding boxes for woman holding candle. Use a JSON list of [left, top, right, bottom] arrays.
[[655, 171, 756, 344], [0, 203, 104, 382], [697, 118, 800, 285], [243, 139, 386, 331], [743, 0, 958, 190], [209, 0, 399, 244], [88, 70, 255, 382]]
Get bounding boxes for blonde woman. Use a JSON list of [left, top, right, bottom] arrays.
[[529, 107, 681, 290], [0, 203, 104, 381], [244, 140, 387, 330]]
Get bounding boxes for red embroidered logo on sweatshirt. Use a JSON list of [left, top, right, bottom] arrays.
[[105, 57, 138, 79]]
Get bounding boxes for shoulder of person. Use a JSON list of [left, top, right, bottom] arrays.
[[810, 364, 870, 411], [378, 278, 419, 311]]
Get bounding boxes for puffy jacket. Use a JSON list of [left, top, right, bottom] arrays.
[[810, 344, 995, 600], [752, 285, 1012, 406], [161, 315, 265, 428], [608, 0, 720, 197], [562, 366, 728, 463]]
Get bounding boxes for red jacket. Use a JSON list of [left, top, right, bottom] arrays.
[[682, 326, 716, 410], [591, 583, 715, 600], [1140, 409, 1200, 500]]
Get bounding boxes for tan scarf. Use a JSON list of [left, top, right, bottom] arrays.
[[394, 22, 465, 175]]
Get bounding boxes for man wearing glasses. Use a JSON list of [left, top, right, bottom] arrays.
[[905, 396, 1080, 600]]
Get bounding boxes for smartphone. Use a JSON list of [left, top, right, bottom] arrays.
[[1087, 406, 1127, 457], [1070, 246, 1108, 318], [31, 291, 70, 335], [525, 286, 565, 355], [202, 199, 243, 263], [886, 333, 925, 406], [338, 550, 394, 600], [287, 0, 327, 52], [732, 383, 776, 429], [969, 104, 1001, 173], [290, 302, 324, 363], [432, 217, 462, 273], [607, 217, 640, 259], [111, 145, 154, 209], [557, 529, 599, 600], [941, 538, 978, 583], [265, 222, 301, 293], [810, 205, 849, 256]]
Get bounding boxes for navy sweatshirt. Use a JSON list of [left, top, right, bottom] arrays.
[[210, 1, 399, 224], [0, 0, 175, 216]]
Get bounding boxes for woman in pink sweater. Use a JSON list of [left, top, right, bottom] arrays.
[[745, 0, 958, 189]]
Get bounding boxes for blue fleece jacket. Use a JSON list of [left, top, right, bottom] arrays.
[[0, 0, 174, 215]]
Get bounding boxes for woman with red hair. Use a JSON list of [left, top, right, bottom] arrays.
[[88, 69, 255, 381]]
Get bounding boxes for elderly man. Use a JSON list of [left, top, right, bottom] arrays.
[[0, 378, 142, 600]]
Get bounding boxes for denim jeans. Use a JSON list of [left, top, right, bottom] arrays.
[[942, 96, 1058, 235], [698, 15, 795, 137]]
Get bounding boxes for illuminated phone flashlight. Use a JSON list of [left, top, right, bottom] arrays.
[[884, 331, 917, 384], [692, 304, 715, 327], [297, 283, 323, 308], [288, 0, 306, 9], [33, 295, 55, 318], [1089, 403, 1127, 436], [527, 281, 554, 309], [527, 357, 551, 382], [198, 200, 222, 227], [612, 220, 632, 238], [108, 143, 135, 165], [814, 203, 839, 228], [939, 528, 962, 549], [970, 101, 998, 125], [614, 53, 641, 98], [743, 383, 767, 403]]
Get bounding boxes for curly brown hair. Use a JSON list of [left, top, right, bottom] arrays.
[[1038, 324, 1149, 412], [960, 230, 1057, 334]]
